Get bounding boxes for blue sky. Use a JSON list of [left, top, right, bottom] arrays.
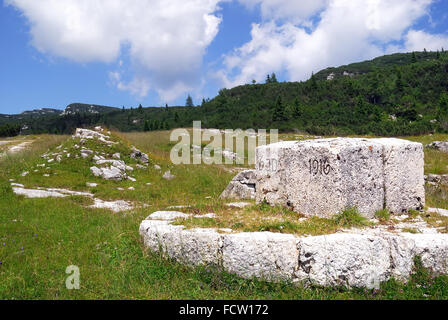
[[1, 0, 448, 114]]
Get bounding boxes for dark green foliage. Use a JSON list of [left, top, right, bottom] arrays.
[[0, 123, 21, 137], [2, 51, 447, 137], [186, 95, 194, 107]]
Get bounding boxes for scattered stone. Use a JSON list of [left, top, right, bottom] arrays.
[[146, 183, 152, 186], [128, 187, 135, 191], [130, 146, 149, 164], [426, 141, 448, 153], [427, 207, 448, 217], [21, 171, 29, 177], [89, 199, 133, 213], [56, 155, 62, 162], [86, 182, 98, 188], [425, 174, 448, 186], [220, 170, 256, 200], [112, 153, 121, 159], [136, 164, 147, 170], [148, 211, 191, 220], [154, 164, 161, 170], [256, 138, 424, 218], [43, 174, 50, 177], [10, 183, 24, 188], [162, 171, 175, 180], [128, 177, 136, 182], [47, 159, 54, 163], [90, 166, 126, 181], [96, 160, 133, 172], [225, 202, 251, 208], [13, 187, 67, 198]]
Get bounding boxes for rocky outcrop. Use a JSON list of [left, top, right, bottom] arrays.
[[255, 138, 424, 218], [426, 141, 448, 153], [425, 174, 448, 186], [131, 146, 149, 164], [220, 170, 256, 200]]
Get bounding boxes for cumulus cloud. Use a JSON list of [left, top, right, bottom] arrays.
[[237, 0, 330, 24], [404, 29, 448, 51], [218, 0, 442, 87], [6, 0, 222, 101]]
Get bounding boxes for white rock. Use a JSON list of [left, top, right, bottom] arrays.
[[225, 202, 251, 208], [162, 171, 175, 180], [86, 182, 98, 188], [296, 233, 391, 288], [370, 138, 425, 213], [220, 170, 256, 200], [427, 207, 448, 217], [148, 211, 191, 220], [13, 187, 67, 198], [21, 171, 29, 177], [256, 138, 424, 218], [128, 177, 136, 182], [128, 187, 135, 190], [89, 199, 133, 212], [112, 153, 121, 159], [90, 166, 103, 177], [154, 164, 161, 170], [11, 183, 24, 187], [222, 232, 299, 281]]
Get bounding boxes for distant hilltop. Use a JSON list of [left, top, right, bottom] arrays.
[[61, 103, 120, 116]]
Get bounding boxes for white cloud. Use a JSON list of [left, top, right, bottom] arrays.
[[6, 0, 222, 101], [404, 29, 448, 51], [237, 0, 330, 24], [218, 0, 440, 87]]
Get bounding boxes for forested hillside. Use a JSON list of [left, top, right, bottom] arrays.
[[2, 50, 448, 137]]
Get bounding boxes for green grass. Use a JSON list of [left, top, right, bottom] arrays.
[[375, 209, 391, 222], [1, 130, 448, 299]]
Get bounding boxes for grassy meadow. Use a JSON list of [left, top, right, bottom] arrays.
[[1, 130, 448, 299]]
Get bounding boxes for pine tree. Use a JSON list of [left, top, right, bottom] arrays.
[[411, 52, 417, 63], [138, 104, 143, 113], [174, 112, 180, 123], [144, 120, 150, 132], [271, 73, 278, 83], [272, 96, 286, 122], [186, 95, 194, 107], [437, 93, 448, 131], [292, 98, 302, 118], [266, 74, 271, 84]]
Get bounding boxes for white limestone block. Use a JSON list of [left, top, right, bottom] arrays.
[[222, 232, 299, 281], [296, 233, 391, 288], [256, 138, 424, 218]]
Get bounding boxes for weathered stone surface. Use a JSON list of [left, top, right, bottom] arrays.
[[222, 232, 299, 281], [402, 233, 448, 275], [139, 220, 221, 266], [256, 138, 384, 218], [426, 141, 448, 152], [370, 138, 425, 213], [139, 211, 448, 288], [256, 138, 424, 218], [296, 234, 391, 288], [220, 170, 256, 200]]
